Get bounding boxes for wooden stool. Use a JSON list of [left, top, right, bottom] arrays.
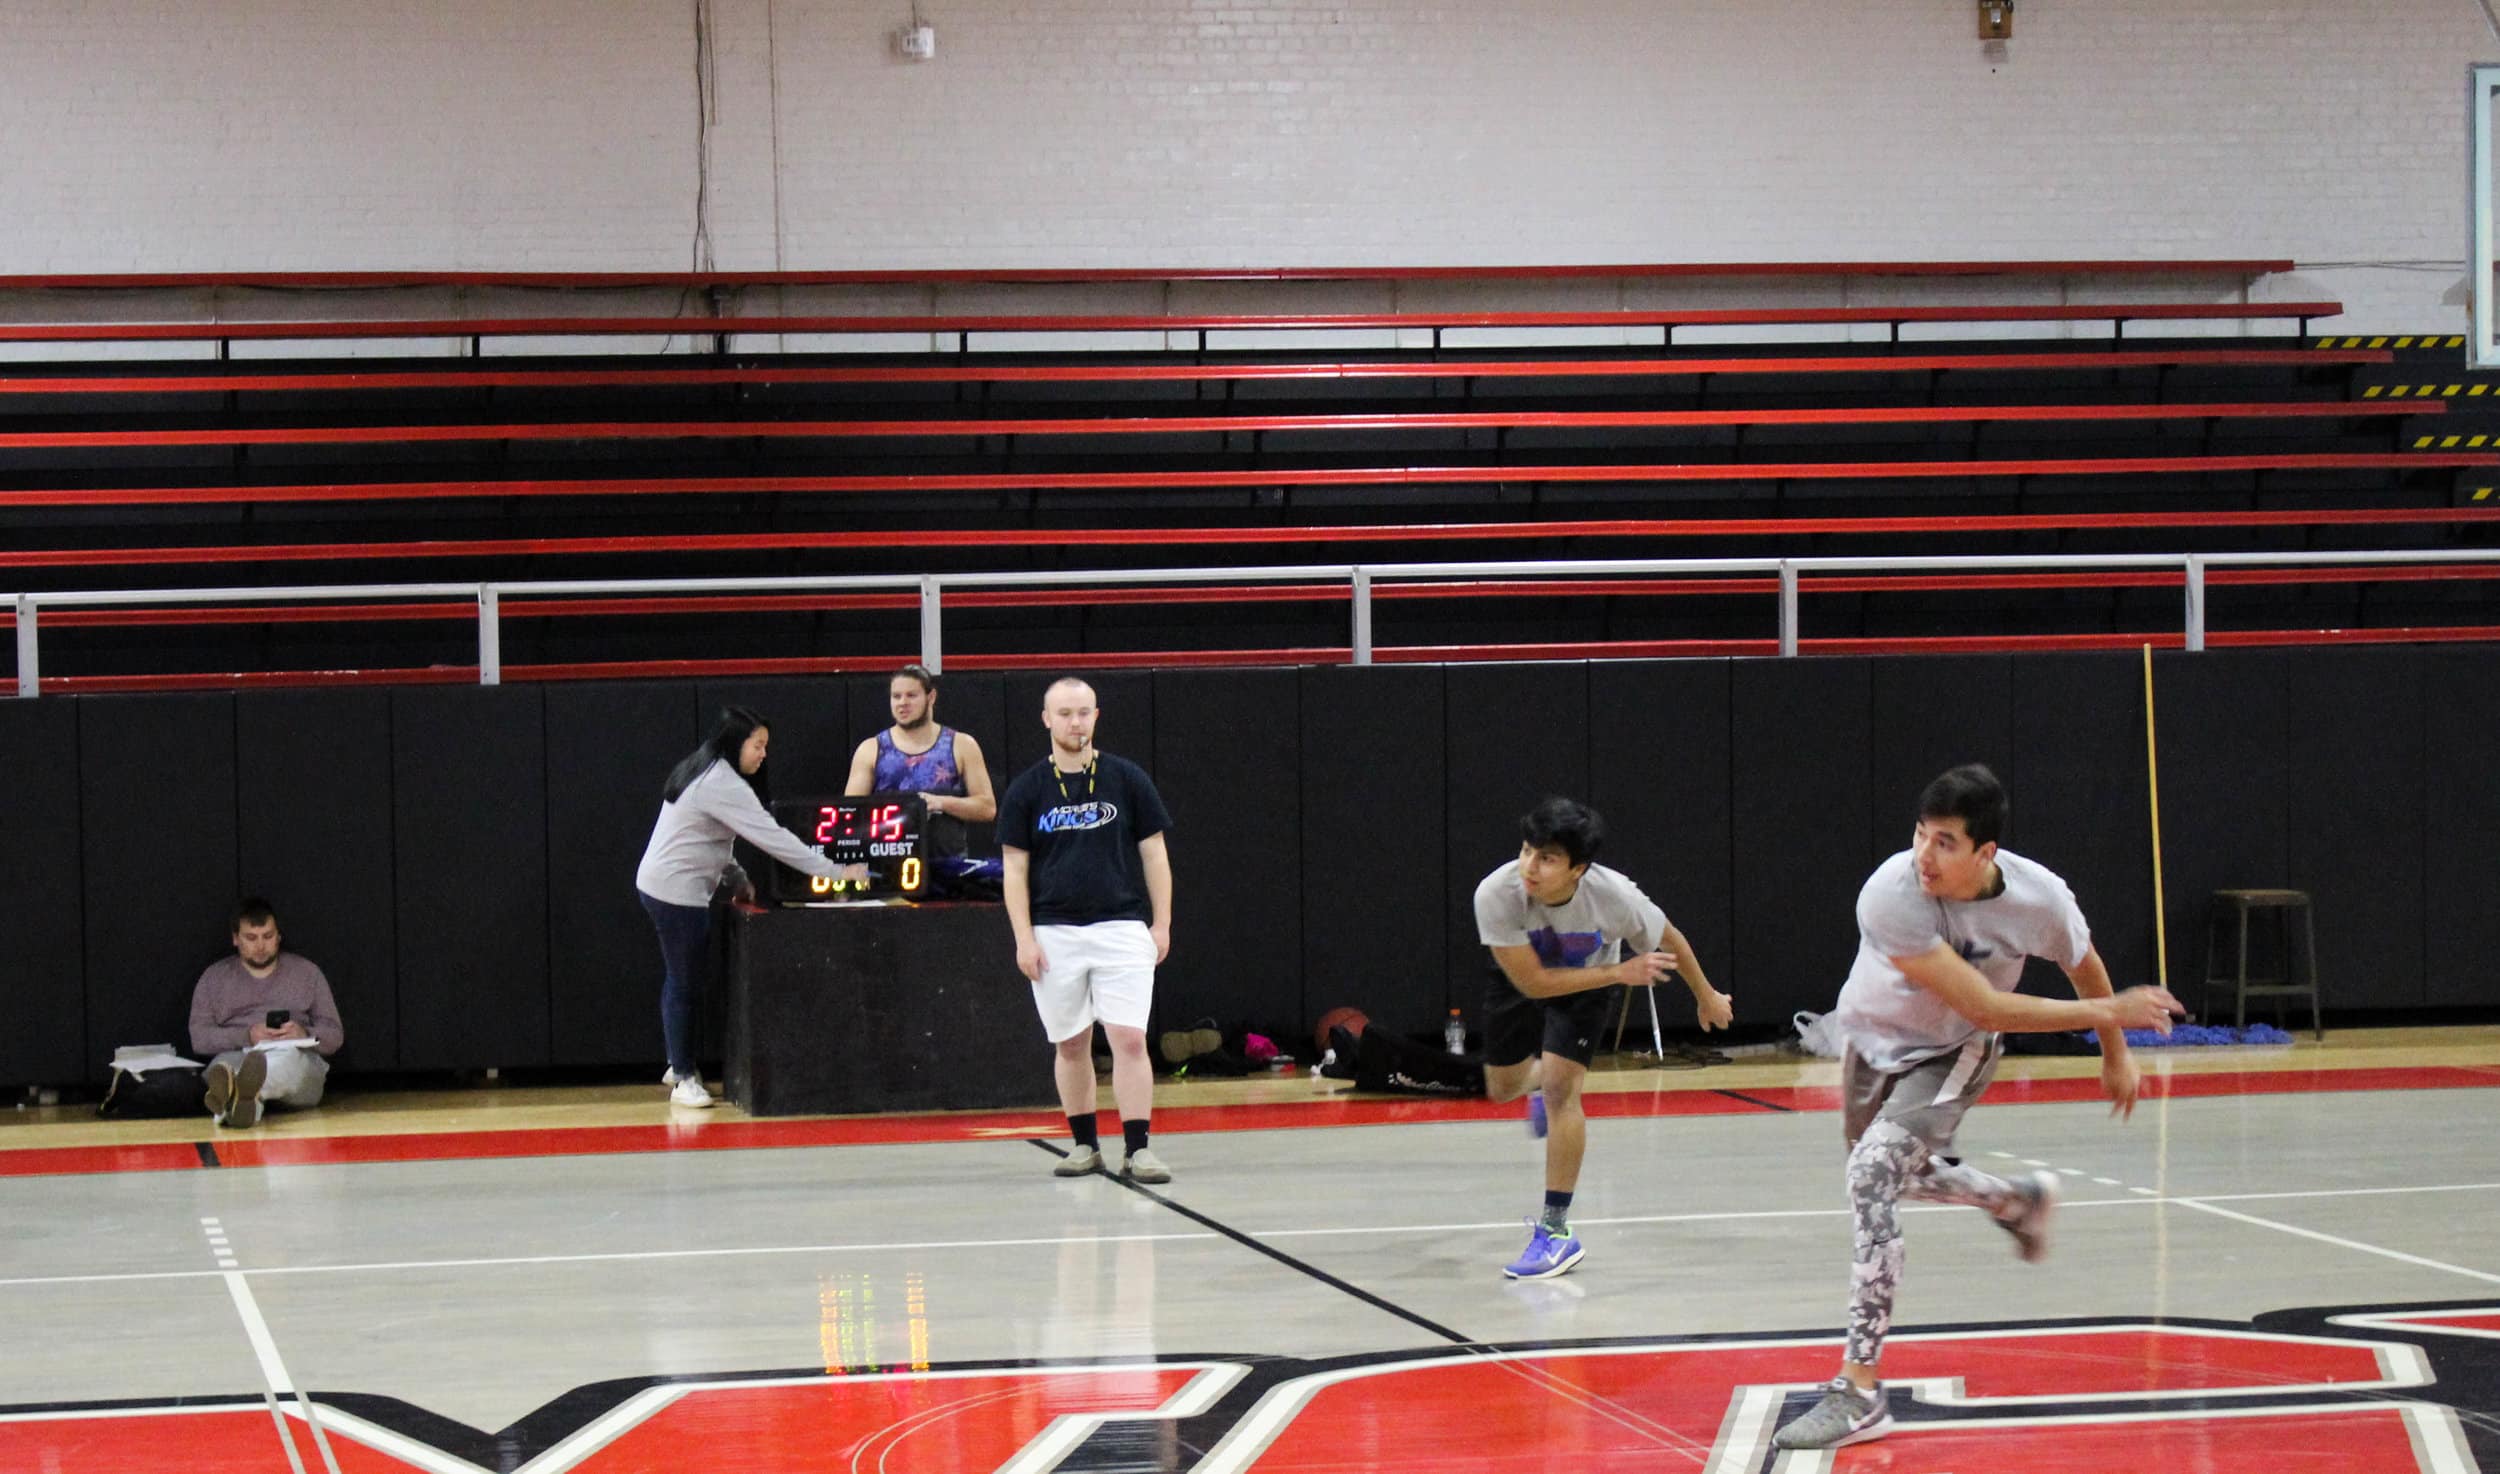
[[2201, 889, 2322, 1039]]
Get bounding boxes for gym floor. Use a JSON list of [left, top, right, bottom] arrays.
[[5, 1028, 2498, 1473]]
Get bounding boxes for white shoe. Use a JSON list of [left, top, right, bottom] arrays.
[[669, 1075, 715, 1109], [661, 1067, 682, 1086]]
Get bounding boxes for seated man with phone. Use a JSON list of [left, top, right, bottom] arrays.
[[187, 897, 347, 1129]]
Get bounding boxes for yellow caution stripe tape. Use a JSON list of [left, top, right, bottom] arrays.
[[2317, 335, 2469, 349]]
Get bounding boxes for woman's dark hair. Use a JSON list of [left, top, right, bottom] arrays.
[[892, 662, 939, 693], [665, 706, 770, 803], [1918, 763, 2008, 846], [1519, 796, 1604, 869]]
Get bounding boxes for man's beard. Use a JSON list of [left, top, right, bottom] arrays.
[[896, 712, 934, 732]]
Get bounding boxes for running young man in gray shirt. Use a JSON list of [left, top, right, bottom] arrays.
[[1773, 764, 2184, 1452], [1473, 797, 1732, 1280]]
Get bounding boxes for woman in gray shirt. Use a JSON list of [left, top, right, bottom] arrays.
[[635, 706, 839, 1108]]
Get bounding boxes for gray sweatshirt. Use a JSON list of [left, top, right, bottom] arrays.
[[634, 758, 838, 906], [189, 953, 346, 1056]]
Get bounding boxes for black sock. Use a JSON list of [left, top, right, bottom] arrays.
[[1540, 1189, 1573, 1232], [1069, 1114, 1098, 1150], [1122, 1118, 1150, 1154]]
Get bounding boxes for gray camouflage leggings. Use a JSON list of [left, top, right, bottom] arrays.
[[1844, 1119, 2021, 1366]]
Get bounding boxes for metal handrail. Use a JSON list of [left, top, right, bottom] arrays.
[[14, 549, 2500, 696]]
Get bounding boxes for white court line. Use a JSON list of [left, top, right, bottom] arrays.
[[0, 1229, 1223, 1288], [2333, 1307, 2500, 1343], [284, 1403, 493, 1474], [2, 1181, 2491, 1292], [202, 1219, 311, 1474], [2174, 1199, 2500, 1287], [992, 1364, 1252, 1474]]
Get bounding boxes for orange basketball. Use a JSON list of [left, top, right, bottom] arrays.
[[1313, 1006, 1370, 1053]]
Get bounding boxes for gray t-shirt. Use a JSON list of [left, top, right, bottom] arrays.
[[1832, 847, 2093, 1072], [1474, 860, 1667, 972]]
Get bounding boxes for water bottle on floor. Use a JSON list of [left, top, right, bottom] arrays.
[[1444, 1008, 1466, 1055]]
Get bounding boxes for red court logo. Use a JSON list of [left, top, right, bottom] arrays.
[[2, 1303, 2492, 1472]]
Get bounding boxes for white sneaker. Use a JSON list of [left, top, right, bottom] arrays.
[[661, 1067, 681, 1086], [669, 1075, 715, 1109]]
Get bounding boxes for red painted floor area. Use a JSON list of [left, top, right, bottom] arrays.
[[5, 1064, 2496, 1180], [578, 1366, 1201, 1473], [0, 1408, 427, 1474], [6, 1325, 2459, 1474], [1243, 1328, 2419, 1473]]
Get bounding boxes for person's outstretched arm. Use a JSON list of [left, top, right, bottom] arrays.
[[1489, 944, 1675, 1000], [1897, 945, 2180, 1038]]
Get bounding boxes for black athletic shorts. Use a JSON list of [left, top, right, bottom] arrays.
[[1482, 967, 1623, 1069]]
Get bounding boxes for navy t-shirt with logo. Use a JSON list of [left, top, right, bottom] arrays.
[[995, 751, 1173, 925]]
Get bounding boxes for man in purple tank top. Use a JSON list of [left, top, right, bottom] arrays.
[[843, 663, 998, 861]]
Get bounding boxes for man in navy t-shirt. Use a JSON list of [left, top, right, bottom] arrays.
[[997, 677, 1176, 1183]]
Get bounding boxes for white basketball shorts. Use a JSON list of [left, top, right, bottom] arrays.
[[1030, 920, 1157, 1042]]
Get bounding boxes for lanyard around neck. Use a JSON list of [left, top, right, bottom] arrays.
[[1055, 753, 1097, 801]]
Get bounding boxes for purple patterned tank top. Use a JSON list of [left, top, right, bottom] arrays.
[[874, 726, 964, 796]]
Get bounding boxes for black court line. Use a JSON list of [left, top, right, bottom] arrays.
[[1711, 1089, 1795, 1114], [1028, 1139, 1473, 1346], [194, 1143, 221, 1167]]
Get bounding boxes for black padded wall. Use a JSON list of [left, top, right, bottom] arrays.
[[12, 642, 2500, 1090], [0, 699, 84, 1083], [1587, 660, 1734, 1023], [844, 673, 895, 783], [236, 691, 398, 1068], [1301, 664, 1444, 1034], [545, 682, 700, 1066], [1868, 655, 2056, 994], [1444, 663, 1590, 1012], [1003, 670, 1156, 780], [2009, 652, 2154, 990], [1152, 668, 1301, 1032], [2150, 651, 2290, 1002], [391, 687, 550, 1069], [2423, 647, 2500, 1008], [692, 678, 853, 795], [1867, 656, 2013, 865], [1730, 659, 1872, 1020], [930, 672, 1008, 856], [79, 694, 237, 1076], [2288, 648, 2424, 1010]]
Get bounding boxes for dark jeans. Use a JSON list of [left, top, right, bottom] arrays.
[[639, 890, 712, 1077]]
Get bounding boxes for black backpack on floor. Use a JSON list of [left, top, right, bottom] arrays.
[[98, 1064, 207, 1119]]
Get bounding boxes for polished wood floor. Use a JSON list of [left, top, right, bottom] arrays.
[[11, 1024, 2496, 1152]]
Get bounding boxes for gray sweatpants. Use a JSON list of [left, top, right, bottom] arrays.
[[211, 1048, 330, 1109]]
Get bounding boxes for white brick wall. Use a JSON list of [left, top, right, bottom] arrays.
[[0, 0, 2485, 331]]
